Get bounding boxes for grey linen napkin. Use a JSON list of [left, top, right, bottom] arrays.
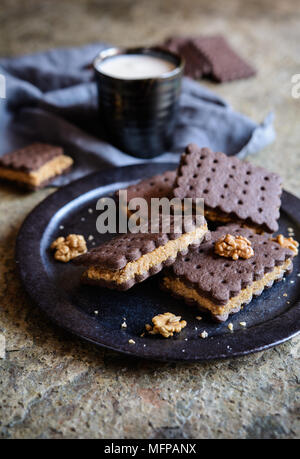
[[0, 43, 275, 186]]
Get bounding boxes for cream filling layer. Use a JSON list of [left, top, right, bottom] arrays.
[[86, 224, 208, 285], [0, 155, 73, 186], [163, 258, 291, 317], [204, 209, 265, 233]]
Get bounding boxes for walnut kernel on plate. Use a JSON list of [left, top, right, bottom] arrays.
[[146, 312, 187, 338], [51, 234, 87, 262], [215, 233, 254, 260]]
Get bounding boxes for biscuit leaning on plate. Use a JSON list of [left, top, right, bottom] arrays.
[[74, 216, 209, 291], [173, 144, 282, 233], [0, 143, 73, 190], [162, 224, 298, 322], [115, 170, 177, 217]]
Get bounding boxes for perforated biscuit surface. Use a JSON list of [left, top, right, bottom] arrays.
[[173, 144, 282, 232], [169, 224, 296, 305], [0, 143, 64, 172], [75, 215, 207, 271], [116, 170, 177, 205]]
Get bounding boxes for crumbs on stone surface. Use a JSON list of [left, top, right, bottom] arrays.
[[94, 310, 99, 315], [283, 293, 288, 297], [228, 323, 234, 331], [121, 321, 127, 329], [146, 312, 187, 338], [0, 333, 6, 359], [128, 339, 135, 344], [239, 321, 246, 327], [59, 225, 64, 230], [88, 208, 93, 214], [200, 330, 208, 339], [51, 234, 87, 262], [196, 316, 202, 321], [88, 235, 94, 241]]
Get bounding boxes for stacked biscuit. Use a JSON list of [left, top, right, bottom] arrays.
[[75, 144, 298, 322]]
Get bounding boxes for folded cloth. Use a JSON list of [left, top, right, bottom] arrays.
[[0, 43, 275, 187]]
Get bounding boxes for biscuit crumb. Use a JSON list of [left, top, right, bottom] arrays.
[[51, 234, 87, 262], [128, 339, 135, 344], [215, 234, 254, 260], [121, 321, 127, 329], [200, 330, 208, 339], [88, 235, 94, 241], [88, 208, 93, 214], [271, 234, 298, 255], [228, 323, 234, 331], [196, 316, 202, 321], [239, 321, 246, 327], [146, 313, 187, 338], [94, 310, 99, 315]]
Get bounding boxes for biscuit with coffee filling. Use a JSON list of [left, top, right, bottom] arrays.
[[0, 143, 73, 190], [74, 216, 208, 291], [162, 224, 298, 321]]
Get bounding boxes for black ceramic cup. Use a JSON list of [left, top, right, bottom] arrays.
[[93, 47, 184, 159]]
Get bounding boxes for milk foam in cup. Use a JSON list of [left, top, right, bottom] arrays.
[[97, 54, 176, 80]]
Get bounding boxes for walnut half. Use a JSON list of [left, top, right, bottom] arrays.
[[271, 234, 298, 255], [215, 234, 254, 260], [146, 312, 187, 338], [51, 234, 87, 262]]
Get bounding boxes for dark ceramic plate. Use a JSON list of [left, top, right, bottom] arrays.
[[16, 163, 300, 362]]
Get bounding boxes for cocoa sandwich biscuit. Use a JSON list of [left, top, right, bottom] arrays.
[[162, 36, 210, 79], [173, 144, 282, 233], [162, 35, 256, 82], [116, 170, 177, 216], [74, 216, 209, 291], [0, 143, 73, 190], [162, 224, 298, 322], [189, 35, 256, 82]]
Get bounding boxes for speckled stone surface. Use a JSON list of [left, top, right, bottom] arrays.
[[0, 0, 300, 439]]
